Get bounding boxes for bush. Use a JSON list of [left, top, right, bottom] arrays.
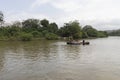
[[87, 29, 98, 37], [19, 33, 33, 41], [45, 33, 59, 40], [82, 25, 98, 37], [73, 32, 82, 39], [97, 31, 108, 37], [82, 32, 88, 38], [31, 31, 42, 38]]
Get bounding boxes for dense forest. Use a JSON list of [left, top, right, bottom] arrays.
[[0, 11, 108, 41]]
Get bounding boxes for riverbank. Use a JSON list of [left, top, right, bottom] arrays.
[[0, 36, 108, 41], [0, 19, 108, 42]]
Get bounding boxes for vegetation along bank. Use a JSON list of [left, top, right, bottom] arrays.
[[0, 11, 108, 41]]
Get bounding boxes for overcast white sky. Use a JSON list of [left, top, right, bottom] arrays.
[[0, 0, 120, 30]]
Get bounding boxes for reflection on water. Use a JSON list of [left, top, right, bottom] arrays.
[[0, 37, 120, 80]]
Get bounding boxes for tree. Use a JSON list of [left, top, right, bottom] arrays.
[[31, 31, 42, 38], [108, 29, 120, 36], [0, 11, 4, 26], [48, 23, 58, 34], [82, 25, 93, 31], [59, 21, 82, 39], [19, 33, 33, 41], [12, 21, 22, 27], [82, 25, 98, 37], [97, 31, 108, 37], [40, 19, 49, 28], [45, 33, 59, 40], [8, 26, 21, 37], [82, 31, 88, 38], [22, 19, 40, 32]]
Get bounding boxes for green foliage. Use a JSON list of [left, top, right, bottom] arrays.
[[108, 30, 120, 36], [97, 31, 108, 37], [82, 25, 108, 38], [42, 30, 49, 36], [0, 11, 4, 23], [73, 32, 82, 39], [82, 32, 89, 38], [31, 31, 42, 38], [59, 21, 82, 39], [19, 33, 33, 41], [87, 29, 98, 37], [40, 19, 49, 28], [12, 21, 22, 27], [45, 33, 59, 40], [48, 23, 58, 34], [82, 25, 93, 31], [22, 19, 40, 32], [82, 25, 98, 37], [0, 11, 108, 41], [8, 26, 21, 37], [1, 26, 11, 37]]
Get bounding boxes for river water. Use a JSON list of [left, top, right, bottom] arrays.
[[0, 37, 120, 80]]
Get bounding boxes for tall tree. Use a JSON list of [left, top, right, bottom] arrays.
[[22, 19, 40, 32], [40, 19, 49, 27], [59, 21, 82, 39], [12, 21, 22, 27], [48, 23, 58, 34], [0, 11, 4, 26], [82, 25, 98, 37]]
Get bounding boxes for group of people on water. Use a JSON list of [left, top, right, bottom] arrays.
[[68, 39, 89, 45]]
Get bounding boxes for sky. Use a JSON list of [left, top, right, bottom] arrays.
[[0, 0, 120, 30]]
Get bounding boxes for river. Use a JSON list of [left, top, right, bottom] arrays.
[[0, 37, 120, 80]]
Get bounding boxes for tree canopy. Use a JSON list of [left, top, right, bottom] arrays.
[[0, 12, 108, 41], [59, 21, 82, 39], [0, 11, 4, 25]]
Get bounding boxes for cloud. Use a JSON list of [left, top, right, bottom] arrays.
[[5, 11, 49, 23], [51, 0, 82, 12], [31, 0, 51, 9], [31, 0, 91, 12], [3, 0, 120, 30]]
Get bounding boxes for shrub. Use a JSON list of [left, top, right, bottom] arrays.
[[31, 31, 42, 38], [97, 31, 108, 37], [73, 32, 82, 39], [82, 32, 89, 38], [45, 33, 59, 40], [19, 33, 33, 41]]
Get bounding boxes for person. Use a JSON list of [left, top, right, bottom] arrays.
[[83, 40, 85, 45]]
